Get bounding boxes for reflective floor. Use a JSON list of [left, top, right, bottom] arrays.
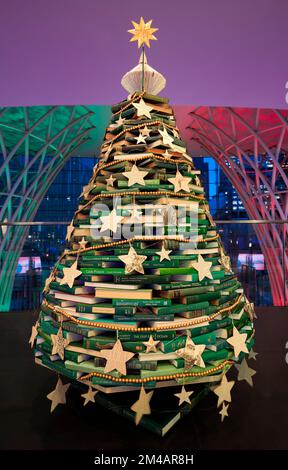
[[0, 307, 287, 449]]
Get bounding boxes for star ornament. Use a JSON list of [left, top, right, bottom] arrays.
[[29, 323, 38, 348], [79, 237, 88, 250], [43, 271, 54, 293], [123, 164, 149, 187], [227, 326, 249, 359], [192, 255, 213, 282], [213, 374, 235, 408], [156, 244, 172, 262], [168, 169, 192, 193], [219, 402, 229, 422], [130, 386, 154, 425], [106, 175, 116, 188], [129, 205, 142, 222], [132, 98, 153, 119], [143, 335, 160, 353], [174, 386, 194, 406], [128, 17, 158, 48], [248, 348, 258, 361], [176, 336, 206, 369], [244, 298, 256, 321], [65, 222, 74, 241], [60, 260, 82, 288], [51, 326, 70, 360], [141, 125, 151, 137], [47, 378, 70, 413], [159, 127, 174, 147], [136, 132, 147, 144], [118, 246, 147, 274], [81, 385, 98, 406], [235, 358, 256, 387], [100, 339, 134, 375], [100, 208, 123, 234]]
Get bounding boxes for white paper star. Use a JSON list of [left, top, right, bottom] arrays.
[[141, 125, 151, 137], [79, 237, 88, 250], [159, 127, 174, 147], [29, 323, 38, 348], [129, 206, 142, 222], [136, 132, 147, 144], [176, 336, 206, 369], [65, 222, 74, 241], [118, 246, 147, 274], [100, 339, 134, 375], [115, 114, 125, 126], [219, 402, 229, 422], [100, 208, 123, 234], [43, 271, 54, 292], [51, 326, 70, 360], [174, 386, 194, 406], [168, 169, 192, 193], [132, 98, 153, 118], [192, 255, 213, 282], [103, 142, 113, 161], [59, 260, 82, 288], [123, 164, 149, 187], [227, 326, 248, 358], [106, 175, 116, 188], [47, 378, 70, 413], [172, 128, 179, 138], [156, 244, 172, 262], [244, 298, 256, 321], [130, 386, 154, 425], [213, 374, 235, 408], [143, 335, 160, 353], [248, 348, 258, 361], [81, 385, 98, 406], [235, 358, 256, 386]]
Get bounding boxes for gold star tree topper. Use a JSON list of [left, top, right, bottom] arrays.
[[128, 17, 158, 48]]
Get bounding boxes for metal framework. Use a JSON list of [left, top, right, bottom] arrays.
[[0, 105, 96, 311], [187, 107, 288, 306]]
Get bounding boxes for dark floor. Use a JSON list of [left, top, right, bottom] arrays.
[[0, 308, 288, 450]]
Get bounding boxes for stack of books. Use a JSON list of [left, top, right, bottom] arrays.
[[32, 91, 255, 434]]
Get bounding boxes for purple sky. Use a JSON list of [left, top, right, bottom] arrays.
[[1, 0, 288, 108]]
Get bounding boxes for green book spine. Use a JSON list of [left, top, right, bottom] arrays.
[[118, 330, 176, 342], [156, 268, 224, 278], [154, 282, 207, 292], [41, 355, 79, 380], [44, 293, 73, 306], [154, 301, 209, 315], [37, 327, 52, 344], [51, 319, 93, 338], [160, 331, 217, 353], [112, 298, 171, 307], [113, 314, 174, 322], [81, 267, 125, 275], [181, 291, 221, 304], [83, 336, 115, 350], [114, 275, 170, 283]]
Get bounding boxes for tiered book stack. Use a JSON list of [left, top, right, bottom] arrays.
[[31, 19, 256, 434]]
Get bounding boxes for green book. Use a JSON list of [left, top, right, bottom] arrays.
[[41, 355, 80, 380], [181, 291, 221, 304], [153, 301, 210, 315], [112, 298, 171, 307], [160, 331, 217, 353], [118, 330, 176, 342]]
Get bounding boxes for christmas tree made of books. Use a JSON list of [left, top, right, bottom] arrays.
[[30, 18, 256, 436]]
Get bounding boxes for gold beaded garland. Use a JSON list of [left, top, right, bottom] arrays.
[[43, 294, 242, 332], [79, 360, 232, 383]]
